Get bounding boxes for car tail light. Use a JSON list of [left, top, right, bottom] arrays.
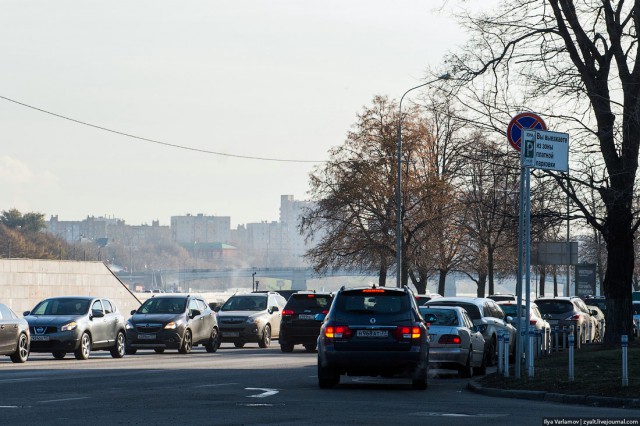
[[282, 309, 294, 316], [321, 310, 329, 315], [363, 288, 385, 293], [529, 317, 538, 325], [325, 325, 352, 339], [307, 294, 315, 298], [565, 314, 581, 321], [438, 334, 461, 345], [393, 326, 421, 340]]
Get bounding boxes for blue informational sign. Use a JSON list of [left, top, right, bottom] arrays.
[[507, 112, 547, 152]]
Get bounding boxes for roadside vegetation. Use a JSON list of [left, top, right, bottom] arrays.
[[480, 344, 640, 398]]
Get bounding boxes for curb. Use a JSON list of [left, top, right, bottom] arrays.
[[468, 380, 640, 409]]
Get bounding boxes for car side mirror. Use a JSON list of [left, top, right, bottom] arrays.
[[190, 309, 201, 319], [23, 311, 30, 316], [506, 316, 513, 324], [590, 310, 597, 316], [131, 309, 137, 315], [213, 306, 221, 312], [92, 310, 104, 318]]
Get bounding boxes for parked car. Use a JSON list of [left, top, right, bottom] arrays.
[[24, 296, 126, 360], [280, 292, 333, 352], [632, 302, 640, 337], [419, 305, 486, 377], [217, 292, 287, 348], [487, 294, 517, 303], [424, 296, 516, 366], [317, 285, 429, 389], [414, 293, 442, 306], [583, 295, 606, 314], [587, 305, 605, 342], [0, 302, 30, 363], [497, 301, 551, 353], [126, 294, 219, 354], [534, 296, 598, 343]]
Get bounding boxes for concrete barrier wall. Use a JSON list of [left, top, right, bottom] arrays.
[[0, 259, 142, 317]]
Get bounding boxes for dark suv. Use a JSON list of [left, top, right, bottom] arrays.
[[317, 286, 429, 389], [280, 292, 333, 353], [535, 296, 597, 343], [125, 294, 219, 354]]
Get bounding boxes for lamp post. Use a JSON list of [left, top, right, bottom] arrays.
[[396, 73, 450, 288]]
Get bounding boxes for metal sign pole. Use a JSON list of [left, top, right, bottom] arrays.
[[515, 166, 525, 379], [524, 166, 532, 376]]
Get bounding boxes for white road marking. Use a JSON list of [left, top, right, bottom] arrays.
[[245, 388, 279, 398], [195, 382, 238, 388], [37, 397, 90, 404]]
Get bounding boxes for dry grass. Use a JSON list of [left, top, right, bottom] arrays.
[[478, 343, 640, 398]]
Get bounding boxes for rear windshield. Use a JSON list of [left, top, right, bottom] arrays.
[[499, 304, 519, 316], [285, 294, 333, 311], [138, 297, 187, 314], [427, 301, 481, 320], [335, 290, 410, 315], [32, 298, 90, 316], [536, 300, 574, 315], [419, 308, 459, 326]]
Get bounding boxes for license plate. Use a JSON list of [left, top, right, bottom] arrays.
[[356, 329, 388, 338], [138, 334, 156, 340], [298, 314, 315, 320], [224, 332, 240, 337], [31, 335, 50, 341], [548, 320, 559, 325]]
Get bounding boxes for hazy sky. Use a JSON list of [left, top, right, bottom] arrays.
[[1, 1, 483, 227]]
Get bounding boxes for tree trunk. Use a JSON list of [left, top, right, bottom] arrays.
[[553, 271, 558, 297], [378, 264, 387, 287], [476, 273, 487, 297], [487, 247, 495, 295], [538, 266, 546, 297], [602, 204, 635, 347], [437, 269, 448, 296]]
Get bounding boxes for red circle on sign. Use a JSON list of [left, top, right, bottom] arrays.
[[507, 112, 547, 152]]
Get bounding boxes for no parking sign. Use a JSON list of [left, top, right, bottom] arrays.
[[507, 112, 547, 152]]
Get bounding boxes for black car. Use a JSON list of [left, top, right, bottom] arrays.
[[125, 294, 219, 354], [0, 302, 30, 363], [317, 285, 429, 389], [24, 296, 126, 360], [280, 292, 333, 352]]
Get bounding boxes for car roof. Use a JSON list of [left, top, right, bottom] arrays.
[[339, 286, 408, 294], [420, 305, 466, 313], [44, 296, 97, 301]]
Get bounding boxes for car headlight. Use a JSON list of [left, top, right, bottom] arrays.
[[164, 321, 178, 330], [246, 317, 259, 325], [61, 321, 77, 332], [125, 321, 134, 330]]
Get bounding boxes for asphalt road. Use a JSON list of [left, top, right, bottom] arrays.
[[0, 343, 637, 425]]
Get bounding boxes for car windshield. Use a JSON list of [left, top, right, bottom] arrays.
[[221, 296, 267, 311], [32, 298, 90, 316], [536, 300, 574, 315], [138, 297, 187, 314], [419, 308, 459, 326], [334, 290, 410, 315]]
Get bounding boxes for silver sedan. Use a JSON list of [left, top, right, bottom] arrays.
[[419, 305, 486, 377]]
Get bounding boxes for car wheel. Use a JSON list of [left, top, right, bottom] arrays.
[[10, 333, 29, 363], [318, 362, 340, 389], [205, 328, 220, 353], [125, 348, 137, 355], [485, 336, 497, 367], [52, 351, 67, 359], [458, 348, 473, 378], [304, 344, 317, 352], [280, 343, 294, 353], [179, 330, 193, 354], [234, 342, 245, 348], [74, 332, 92, 360], [154, 348, 165, 354], [473, 349, 487, 376], [258, 325, 271, 348], [110, 331, 126, 358]]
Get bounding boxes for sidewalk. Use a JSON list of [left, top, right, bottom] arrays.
[[468, 378, 640, 409]]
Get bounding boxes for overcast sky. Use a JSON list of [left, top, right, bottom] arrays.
[[1, 1, 489, 227]]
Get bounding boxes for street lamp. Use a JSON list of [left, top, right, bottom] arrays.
[[396, 73, 450, 288]]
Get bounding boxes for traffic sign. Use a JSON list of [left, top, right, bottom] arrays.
[[507, 112, 547, 152], [521, 129, 569, 172]]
